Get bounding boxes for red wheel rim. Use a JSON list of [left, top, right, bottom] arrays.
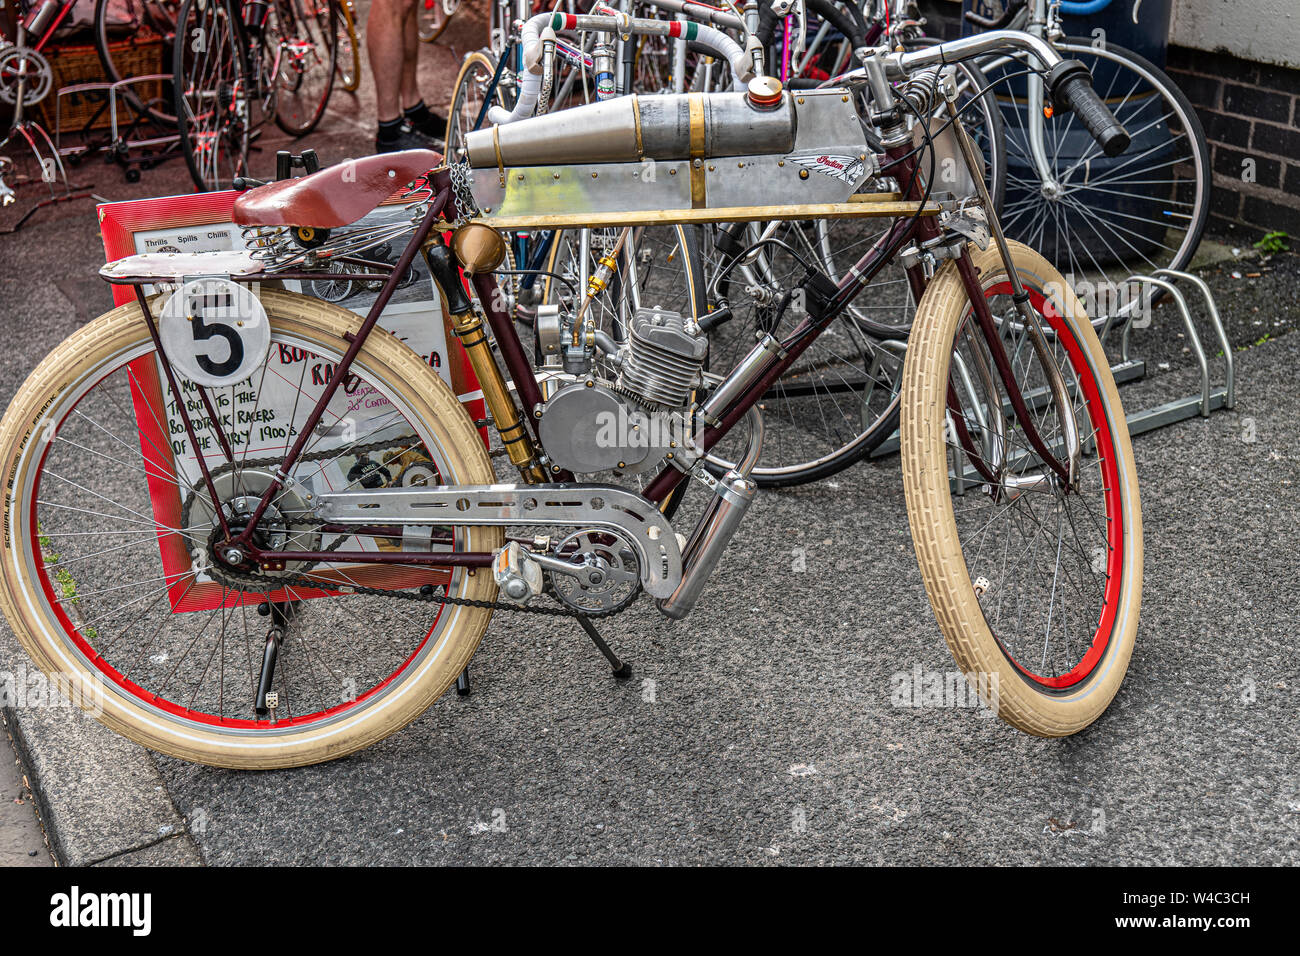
[[975, 282, 1126, 690]]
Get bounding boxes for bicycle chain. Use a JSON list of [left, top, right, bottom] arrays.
[[181, 438, 638, 620], [448, 162, 480, 227]]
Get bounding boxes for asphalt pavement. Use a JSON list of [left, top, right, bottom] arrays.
[[0, 5, 1298, 864]]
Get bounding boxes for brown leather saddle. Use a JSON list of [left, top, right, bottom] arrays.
[[231, 149, 442, 229]]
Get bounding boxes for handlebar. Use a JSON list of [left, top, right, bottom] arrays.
[[1047, 58, 1130, 156], [879, 31, 1129, 156]]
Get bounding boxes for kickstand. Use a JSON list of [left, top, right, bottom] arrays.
[[577, 615, 632, 680], [254, 599, 297, 717], [455, 666, 471, 696]]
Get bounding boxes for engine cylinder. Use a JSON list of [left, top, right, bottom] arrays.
[[617, 307, 708, 408]]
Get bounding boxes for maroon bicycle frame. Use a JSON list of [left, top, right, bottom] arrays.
[[134, 140, 1060, 576]]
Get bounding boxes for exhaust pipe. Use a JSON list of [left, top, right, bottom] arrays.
[[656, 407, 763, 620]]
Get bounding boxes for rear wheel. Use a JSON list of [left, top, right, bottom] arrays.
[[901, 241, 1142, 735], [0, 290, 502, 768]]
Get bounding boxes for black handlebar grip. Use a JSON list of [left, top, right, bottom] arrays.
[[1047, 59, 1131, 157]]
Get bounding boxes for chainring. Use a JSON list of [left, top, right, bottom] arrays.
[[0, 47, 53, 107], [546, 530, 643, 614]]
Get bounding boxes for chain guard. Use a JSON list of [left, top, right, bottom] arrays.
[[179, 442, 637, 619]]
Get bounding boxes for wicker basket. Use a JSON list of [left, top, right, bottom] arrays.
[[37, 34, 165, 133]]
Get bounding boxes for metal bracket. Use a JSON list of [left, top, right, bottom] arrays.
[[311, 483, 683, 598], [1101, 269, 1236, 435]]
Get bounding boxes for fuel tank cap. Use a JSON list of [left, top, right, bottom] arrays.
[[747, 76, 785, 110]]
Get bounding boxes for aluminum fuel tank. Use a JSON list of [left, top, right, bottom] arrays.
[[464, 90, 796, 168]]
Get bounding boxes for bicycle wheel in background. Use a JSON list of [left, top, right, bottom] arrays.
[[94, 0, 181, 128], [700, 218, 905, 488], [418, 0, 461, 43], [901, 241, 1142, 735], [990, 40, 1209, 317], [271, 0, 338, 136], [334, 0, 361, 92], [174, 0, 252, 190], [446, 50, 501, 163], [538, 218, 906, 489], [0, 290, 503, 769]]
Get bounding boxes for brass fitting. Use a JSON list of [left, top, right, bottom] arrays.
[[447, 308, 546, 483]]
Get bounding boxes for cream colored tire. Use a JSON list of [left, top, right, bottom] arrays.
[[0, 289, 502, 768], [900, 241, 1142, 736]]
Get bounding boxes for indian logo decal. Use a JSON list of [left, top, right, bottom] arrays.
[[789, 153, 867, 186]]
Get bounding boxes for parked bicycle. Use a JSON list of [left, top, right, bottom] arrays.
[[172, 0, 338, 190], [0, 24, 1143, 767]]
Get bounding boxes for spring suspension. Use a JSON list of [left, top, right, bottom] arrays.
[[896, 66, 945, 118], [242, 226, 295, 267]]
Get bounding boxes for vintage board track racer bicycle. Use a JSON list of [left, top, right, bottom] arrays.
[[0, 26, 1142, 767]]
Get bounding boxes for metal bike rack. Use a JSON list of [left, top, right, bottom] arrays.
[[868, 267, 1236, 460], [1100, 268, 1236, 436], [53, 74, 181, 182]]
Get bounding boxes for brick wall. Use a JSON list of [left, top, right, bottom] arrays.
[[1165, 46, 1300, 241]]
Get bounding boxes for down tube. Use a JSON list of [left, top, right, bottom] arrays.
[[641, 213, 920, 504]]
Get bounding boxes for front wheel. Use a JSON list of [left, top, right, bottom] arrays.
[[901, 241, 1142, 736], [0, 290, 502, 768]]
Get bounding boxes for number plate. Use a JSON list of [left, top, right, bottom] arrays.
[[158, 278, 271, 388]]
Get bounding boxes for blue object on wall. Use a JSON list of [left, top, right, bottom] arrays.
[[961, 0, 1173, 68]]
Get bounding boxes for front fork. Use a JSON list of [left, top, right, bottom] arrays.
[[882, 64, 1080, 494], [941, 91, 1081, 490]]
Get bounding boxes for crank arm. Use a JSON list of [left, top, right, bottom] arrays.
[[310, 484, 683, 599]]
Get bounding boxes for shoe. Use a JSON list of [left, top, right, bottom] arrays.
[[410, 111, 448, 144], [375, 125, 439, 154]]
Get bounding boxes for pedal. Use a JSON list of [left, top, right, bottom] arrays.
[[492, 542, 543, 605]]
